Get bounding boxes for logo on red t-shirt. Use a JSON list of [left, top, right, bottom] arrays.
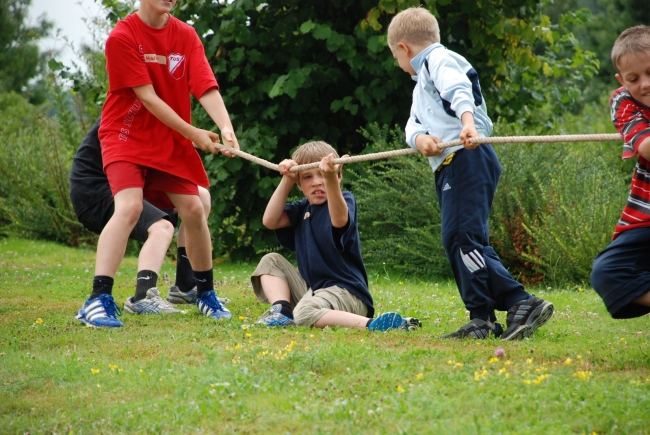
[[168, 53, 185, 80]]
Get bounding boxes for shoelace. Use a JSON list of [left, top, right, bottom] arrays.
[[101, 295, 123, 317], [202, 292, 225, 311]]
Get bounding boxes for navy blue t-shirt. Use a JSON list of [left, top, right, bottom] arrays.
[[275, 191, 374, 317]]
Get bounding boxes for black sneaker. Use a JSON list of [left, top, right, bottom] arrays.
[[501, 295, 554, 341], [441, 318, 503, 339]]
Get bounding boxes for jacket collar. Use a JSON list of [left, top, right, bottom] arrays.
[[410, 43, 442, 81]]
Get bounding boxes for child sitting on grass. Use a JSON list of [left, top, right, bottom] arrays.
[[591, 25, 650, 319], [251, 141, 421, 331]]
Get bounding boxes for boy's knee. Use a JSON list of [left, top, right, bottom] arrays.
[[114, 201, 143, 224], [292, 303, 318, 327], [590, 256, 616, 293], [179, 201, 205, 224], [148, 219, 175, 243]]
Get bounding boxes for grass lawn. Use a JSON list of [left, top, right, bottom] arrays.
[[1, 237, 649, 434]]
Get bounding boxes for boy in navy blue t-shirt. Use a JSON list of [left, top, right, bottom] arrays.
[[251, 141, 420, 331]]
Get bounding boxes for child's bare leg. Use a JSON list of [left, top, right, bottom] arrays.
[[260, 275, 291, 304], [634, 292, 650, 306], [95, 188, 143, 276], [313, 310, 369, 329], [177, 186, 211, 248], [167, 193, 212, 271], [138, 219, 174, 272]]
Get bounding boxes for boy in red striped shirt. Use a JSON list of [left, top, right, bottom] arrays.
[[591, 25, 650, 318]]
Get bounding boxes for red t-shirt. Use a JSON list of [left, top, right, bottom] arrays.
[[610, 87, 650, 239], [99, 13, 218, 188]]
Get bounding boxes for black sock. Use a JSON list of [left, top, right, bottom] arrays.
[[174, 247, 195, 292], [194, 269, 213, 297], [90, 276, 114, 300], [133, 270, 158, 302], [273, 300, 293, 319], [366, 318, 373, 329]]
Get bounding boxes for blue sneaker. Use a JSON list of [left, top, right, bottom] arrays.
[[255, 304, 296, 327], [368, 312, 421, 331], [75, 294, 124, 328], [196, 290, 232, 319]]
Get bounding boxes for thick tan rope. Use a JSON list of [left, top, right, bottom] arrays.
[[213, 145, 280, 171], [213, 133, 621, 173], [287, 133, 621, 172]]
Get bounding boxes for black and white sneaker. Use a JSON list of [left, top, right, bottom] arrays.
[[167, 286, 230, 305], [441, 318, 503, 339], [501, 295, 554, 341]]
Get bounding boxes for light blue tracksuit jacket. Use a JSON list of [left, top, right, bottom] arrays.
[[405, 43, 493, 172]]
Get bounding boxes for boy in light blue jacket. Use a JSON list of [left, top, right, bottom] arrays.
[[387, 7, 553, 340]]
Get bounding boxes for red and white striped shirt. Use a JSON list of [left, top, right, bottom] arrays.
[[610, 87, 650, 239]]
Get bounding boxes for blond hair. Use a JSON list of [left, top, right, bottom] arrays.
[[387, 6, 440, 50], [611, 25, 650, 73], [292, 140, 342, 176]]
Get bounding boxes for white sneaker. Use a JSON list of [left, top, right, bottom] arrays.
[[124, 288, 186, 314]]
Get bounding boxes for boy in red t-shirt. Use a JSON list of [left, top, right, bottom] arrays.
[[76, 0, 238, 327], [591, 25, 650, 319]]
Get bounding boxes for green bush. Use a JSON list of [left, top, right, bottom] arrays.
[[0, 92, 90, 246], [491, 102, 628, 285], [347, 124, 450, 278]]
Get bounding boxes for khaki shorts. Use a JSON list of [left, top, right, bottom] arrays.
[[251, 253, 369, 327]]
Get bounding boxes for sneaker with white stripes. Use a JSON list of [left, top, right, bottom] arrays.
[[196, 290, 232, 319], [124, 288, 186, 314], [75, 294, 124, 328], [501, 295, 554, 341]]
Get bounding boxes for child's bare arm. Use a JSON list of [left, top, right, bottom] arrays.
[[262, 160, 296, 230], [198, 88, 240, 158], [132, 84, 219, 154], [321, 153, 348, 228]]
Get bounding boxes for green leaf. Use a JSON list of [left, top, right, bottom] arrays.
[[299, 20, 316, 34]]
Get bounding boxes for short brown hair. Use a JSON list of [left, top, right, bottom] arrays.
[[387, 6, 440, 51], [292, 141, 342, 177], [292, 141, 339, 164], [611, 25, 650, 73]]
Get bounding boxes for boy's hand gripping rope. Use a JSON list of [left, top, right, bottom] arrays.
[[211, 133, 621, 173]]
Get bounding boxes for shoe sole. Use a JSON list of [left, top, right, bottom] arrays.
[[76, 312, 123, 328], [502, 301, 554, 341], [370, 313, 404, 331]]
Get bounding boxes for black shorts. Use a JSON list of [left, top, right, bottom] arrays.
[[77, 197, 176, 243]]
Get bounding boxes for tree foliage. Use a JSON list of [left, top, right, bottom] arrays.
[[93, 0, 598, 260], [543, 0, 650, 102], [0, 0, 52, 103]]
